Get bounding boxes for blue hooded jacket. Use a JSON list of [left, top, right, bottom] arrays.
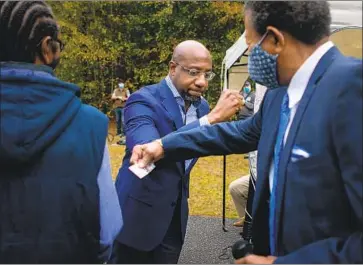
[[0, 62, 108, 263]]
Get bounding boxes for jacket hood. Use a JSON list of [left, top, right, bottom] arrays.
[[0, 62, 82, 166]]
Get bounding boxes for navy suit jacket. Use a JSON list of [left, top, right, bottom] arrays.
[[161, 47, 362, 263], [115, 79, 209, 251]]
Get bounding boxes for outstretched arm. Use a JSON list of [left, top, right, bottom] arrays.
[[162, 112, 261, 161], [132, 104, 263, 168], [124, 89, 243, 151]]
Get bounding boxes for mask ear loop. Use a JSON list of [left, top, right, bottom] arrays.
[[256, 31, 279, 60], [257, 31, 269, 46]]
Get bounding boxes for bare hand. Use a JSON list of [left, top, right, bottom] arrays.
[[130, 141, 164, 168], [207, 90, 244, 124], [235, 254, 277, 264]]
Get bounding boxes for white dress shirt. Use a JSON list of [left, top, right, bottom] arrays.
[[268, 41, 334, 192]]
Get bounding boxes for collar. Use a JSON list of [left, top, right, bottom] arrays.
[[165, 75, 182, 99], [287, 41, 334, 108]]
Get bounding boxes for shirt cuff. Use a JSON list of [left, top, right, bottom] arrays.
[[199, 115, 210, 126]]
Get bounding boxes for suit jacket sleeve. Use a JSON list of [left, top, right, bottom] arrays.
[[124, 93, 162, 149], [162, 104, 263, 161], [274, 61, 363, 264]]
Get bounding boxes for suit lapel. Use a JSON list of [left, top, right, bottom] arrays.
[[274, 47, 339, 249], [159, 79, 185, 176], [253, 88, 286, 217], [160, 79, 184, 130], [196, 99, 209, 119]]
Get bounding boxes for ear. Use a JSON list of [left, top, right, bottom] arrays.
[[39, 36, 53, 64], [264, 26, 285, 55], [169, 61, 177, 76]]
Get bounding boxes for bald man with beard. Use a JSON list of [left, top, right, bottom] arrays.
[[111, 40, 243, 263]]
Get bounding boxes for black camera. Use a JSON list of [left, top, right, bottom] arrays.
[[231, 239, 254, 259]]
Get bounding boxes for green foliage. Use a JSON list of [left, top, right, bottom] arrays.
[[49, 1, 245, 111]]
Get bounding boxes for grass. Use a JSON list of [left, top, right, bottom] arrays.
[[108, 124, 249, 219]]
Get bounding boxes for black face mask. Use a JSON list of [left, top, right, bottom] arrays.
[[47, 56, 60, 70]]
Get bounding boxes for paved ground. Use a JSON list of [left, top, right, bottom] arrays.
[[179, 216, 242, 264]]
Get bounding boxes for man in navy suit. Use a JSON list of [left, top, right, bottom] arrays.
[[112, 40, 243, 263], [131, 2, 362, 264]]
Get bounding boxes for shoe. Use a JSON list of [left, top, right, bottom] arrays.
[[233, 217, 245, 227]]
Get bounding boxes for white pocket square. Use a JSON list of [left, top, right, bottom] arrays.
[[291, 146, 310, 162]]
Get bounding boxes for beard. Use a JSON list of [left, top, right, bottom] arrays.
[[181, 91, 201, 103]]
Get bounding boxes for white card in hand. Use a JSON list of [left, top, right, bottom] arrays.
[[129, 163, 156, 179]]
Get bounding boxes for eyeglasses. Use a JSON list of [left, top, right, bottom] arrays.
[[172, 61, 216, 81]]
